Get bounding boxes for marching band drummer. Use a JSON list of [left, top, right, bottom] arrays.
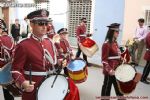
[[11, 9, 80, 100], [101, 23, 124, 99], [57, 28, 75, 76], [0, 19, 15, 100], [141, 31, 150, 84], [47, 18, 56, 39], [75, 17, 91, 66]]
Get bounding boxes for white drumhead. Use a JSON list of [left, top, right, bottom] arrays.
[[115, 64, 136, 82], [37, 75, 68, 100]]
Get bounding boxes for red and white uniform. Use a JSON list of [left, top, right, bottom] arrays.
[[59, 38, 73, 62], [0, 34, 15, 67], [11, 35, 79, 100], [76, 24, 86, 43], [101, 40, 121, 75], [144, 32, 150, 61]]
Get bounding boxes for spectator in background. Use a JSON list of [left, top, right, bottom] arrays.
[[132, 18, 148, 65], [11, 19, 20, 43], [21, 17, 30, 38]]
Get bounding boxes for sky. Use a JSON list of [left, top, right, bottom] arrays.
[[50, 0, 68, 23], [16, 0, 68, 31], [50, 0, 68, 30]]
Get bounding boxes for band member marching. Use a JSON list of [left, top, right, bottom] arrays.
[[0, 19, 15, 100], [101, 23, 124, 99], [75, 17, 91, 66], [141, 31, 150, 84], [47, 18, 56, 39], [11, 9, 80, 100], [57, 28, 75, 76]]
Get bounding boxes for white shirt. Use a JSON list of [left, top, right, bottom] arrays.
[[135, 25, 148, 41]]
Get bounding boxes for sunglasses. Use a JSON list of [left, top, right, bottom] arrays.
[[114, 30, 119, 33], [34, 21, 48, 26]]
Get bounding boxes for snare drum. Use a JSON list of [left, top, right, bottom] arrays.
[[37, 75, 69, 100], [79, 38, 99, 57], [115, 64, 137, 94], [67, 59, 87, 83], [115, 64, 136, 82], [0, 62, 12, 85], [0, 62, 22, 96]]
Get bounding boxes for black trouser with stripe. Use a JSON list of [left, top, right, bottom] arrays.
[[101, 75, 123, 100], [3, 88, 14, 100], [141, 61, 150, 81], [76, 44, 88, 64]]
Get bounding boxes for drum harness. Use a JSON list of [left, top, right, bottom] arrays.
[[24, 38, 60, 85], [24, 38, 68, 88]]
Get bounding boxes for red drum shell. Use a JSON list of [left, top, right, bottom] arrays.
[[119, 46, 130, 63], [80, 38, 99, 57], [81, 38, 96, 48]]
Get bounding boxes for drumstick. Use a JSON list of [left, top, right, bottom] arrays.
[[51, 58, 65, 88], [51, 67, 62, 88], [122, 54, 127, 64]]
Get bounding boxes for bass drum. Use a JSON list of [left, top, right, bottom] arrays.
[[79, 38, 99, 57], [37, 75, 69, 100], [115, 64, 141, 94]]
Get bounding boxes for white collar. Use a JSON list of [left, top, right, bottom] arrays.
[[31, 34, 45, 42]]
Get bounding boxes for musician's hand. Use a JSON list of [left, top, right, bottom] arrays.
[[22, 80, 35, 92], [62, 59, 67, 68], [109, 70, 115, 76], [133, 37, 138, 40], [120, 57, 127, 63], [71, 55, 75, 60], [133, 38, 140, 42]]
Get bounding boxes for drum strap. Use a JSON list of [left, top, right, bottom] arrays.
[[108, 56, 120, 60], [79, 34, 86, 36], [24, 71, 53, 76]]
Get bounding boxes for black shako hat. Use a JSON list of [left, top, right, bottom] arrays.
[[107, 23, 120, 31], [27, 9, 49, 21], [57, 28, 68, 34]]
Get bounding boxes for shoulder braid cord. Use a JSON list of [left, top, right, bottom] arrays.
[[0, 39, 14, 62], [44, 38, 57, 72]]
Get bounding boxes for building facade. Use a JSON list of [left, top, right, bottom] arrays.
[[68, 0, 92, 46]]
